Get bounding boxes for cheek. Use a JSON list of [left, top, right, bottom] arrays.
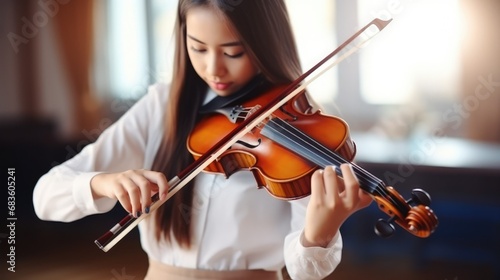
[[234, 59, 258, 80], [188, 52, 204, 74]]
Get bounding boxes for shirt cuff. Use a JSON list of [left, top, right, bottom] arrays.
[[72, 172, 117, 215], [297, 230, 342, 260]]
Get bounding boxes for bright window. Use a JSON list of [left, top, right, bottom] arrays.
[[107, 0, 149, 99], [357, 0, 464, 104], [285, 0, 338, 104]]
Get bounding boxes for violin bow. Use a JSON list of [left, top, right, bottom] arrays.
[[95, 18, 392, 252]]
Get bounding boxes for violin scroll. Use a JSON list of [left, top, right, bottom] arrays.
[[373, 187, 438, 238]]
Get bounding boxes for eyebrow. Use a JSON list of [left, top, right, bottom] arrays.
[[187, 34, 242, 47]]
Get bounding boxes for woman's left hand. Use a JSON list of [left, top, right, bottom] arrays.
[[303, 163, 372, 247]]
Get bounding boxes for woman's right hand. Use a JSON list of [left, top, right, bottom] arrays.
[[90, 170, 169, 217]]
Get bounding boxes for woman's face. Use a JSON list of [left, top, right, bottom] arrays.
[[185, 6, 260, 97]]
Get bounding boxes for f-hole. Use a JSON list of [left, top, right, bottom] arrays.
[[236, 139, 262, 149]]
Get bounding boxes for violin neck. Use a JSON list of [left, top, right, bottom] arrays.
[[260, 118, 385, 195]]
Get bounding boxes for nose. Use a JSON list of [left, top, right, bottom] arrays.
[[206, 52, 226, 79]]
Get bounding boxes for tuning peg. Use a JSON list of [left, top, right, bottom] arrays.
[[374, 218, 395, 238], [407, 188, 431, 206]]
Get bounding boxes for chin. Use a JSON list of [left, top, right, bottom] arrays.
[[212, 88, 234, 97]]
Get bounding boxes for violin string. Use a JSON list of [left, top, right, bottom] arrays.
[[263, 118, 405, 211], [262, 118, 382, 194], [265, 118, 408, 213], [261, 118, 403, 208]]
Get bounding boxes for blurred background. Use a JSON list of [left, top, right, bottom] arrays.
[[1, 0, 499, 279]]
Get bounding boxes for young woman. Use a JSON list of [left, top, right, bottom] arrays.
[[33, 0, 372, 279]]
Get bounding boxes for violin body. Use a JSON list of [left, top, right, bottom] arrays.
[[188, 85, 356, 200]]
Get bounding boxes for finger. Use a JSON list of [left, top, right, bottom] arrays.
[[114, 186, 133, 214], [358, 189, 373, 209], [121, 178, 142, 217], [340, 163, 360, 202], [310, 169, 326, 201], [142, 170, 169, 201], [130, 174, 155, 214], [323, 166, 342, 199]]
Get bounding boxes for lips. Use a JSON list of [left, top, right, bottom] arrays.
[[210, 81, 232, 91]]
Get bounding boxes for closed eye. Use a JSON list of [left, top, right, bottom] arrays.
[[190, 46, 206, 53], [225, 52, 244, 58]]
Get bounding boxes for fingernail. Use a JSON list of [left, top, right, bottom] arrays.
[[136, 211, 141, 217], [145, 206, 150, 214]]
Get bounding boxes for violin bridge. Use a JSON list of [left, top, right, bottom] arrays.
[[215, 105, 262, 123]]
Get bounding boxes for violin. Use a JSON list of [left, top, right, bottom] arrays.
[[94, 18, 437, 252], [188, 84, 438, 239]]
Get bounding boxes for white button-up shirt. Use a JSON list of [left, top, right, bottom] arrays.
[[33, 83, 342, 279]]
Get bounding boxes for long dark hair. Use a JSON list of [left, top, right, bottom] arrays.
[[151, 0, 302, 248]]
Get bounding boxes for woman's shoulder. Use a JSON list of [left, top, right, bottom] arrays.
[[127, 82, 171, 114], [145, 82, 171, 103], [117, 82, 170, 122]]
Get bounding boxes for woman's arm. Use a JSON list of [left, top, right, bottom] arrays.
[[33, 84, 169, 222], [284, 164, 372, 279]]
